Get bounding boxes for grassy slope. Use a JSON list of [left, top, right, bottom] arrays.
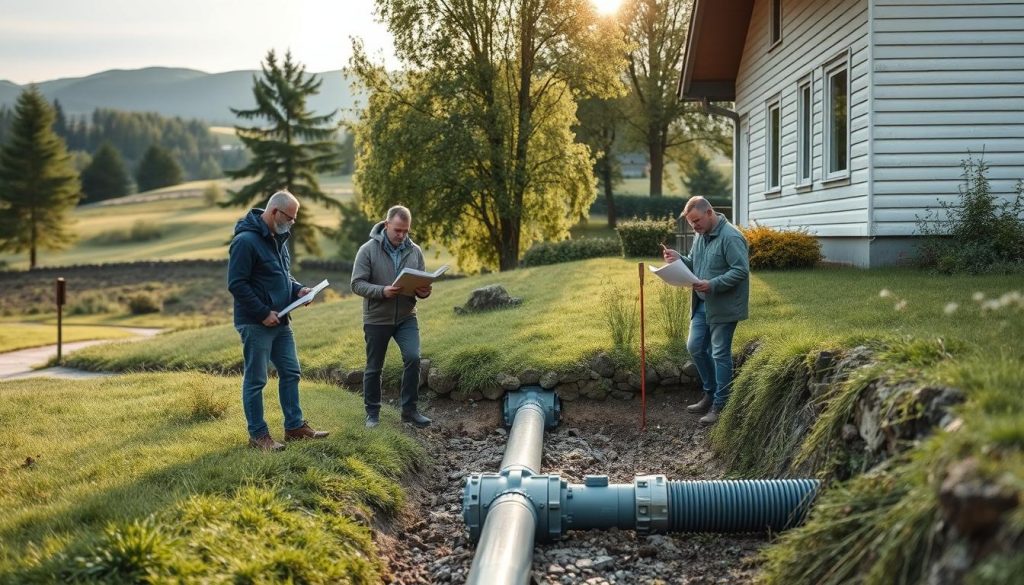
[[0, 372, 421, 582], [0, 323, 136, 353], [64, 260, 1024, 388]]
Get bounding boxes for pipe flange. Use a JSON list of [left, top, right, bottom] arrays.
[[634, 474, 669, 535]]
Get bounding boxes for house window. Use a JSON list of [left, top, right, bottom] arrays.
[[825, 58, 849, 179], [766, 100, 781, 193], [797, 78, 812, 186], [770, 0, 782, 47]]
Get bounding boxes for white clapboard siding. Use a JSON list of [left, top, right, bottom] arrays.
[[735, 0, 871, 238], [872, 0, 1024, 235]]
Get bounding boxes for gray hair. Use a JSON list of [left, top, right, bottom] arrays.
[[267, 190, 298, 211], [683, 195, 713, 216], [386, 205, 411, 222]]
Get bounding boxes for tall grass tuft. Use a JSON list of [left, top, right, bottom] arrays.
[[66, 517, 174, 582], [602, 284, 638, 349], [654, 284, 690, 349], [183, 374, 230, 421]]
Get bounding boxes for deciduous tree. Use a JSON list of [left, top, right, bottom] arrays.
[[354, 0, 626, 271], [0, 87, 81, 268], [620, 0, 729, 197]]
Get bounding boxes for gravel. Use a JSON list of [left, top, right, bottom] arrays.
[[376, 391, 767, 584]]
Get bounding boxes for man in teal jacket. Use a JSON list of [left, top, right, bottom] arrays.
[[661, 196, 750, 424]]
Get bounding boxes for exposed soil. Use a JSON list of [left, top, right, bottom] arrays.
[[377, 391, 768, 584]]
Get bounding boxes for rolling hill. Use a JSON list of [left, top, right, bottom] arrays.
[[0, 67, 360, 125]]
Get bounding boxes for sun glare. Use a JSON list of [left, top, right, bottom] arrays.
[[591, 0, 623, 15]]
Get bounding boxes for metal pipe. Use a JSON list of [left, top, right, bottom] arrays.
[[465, 492, 537, 585], [500, 401, 546, 474]]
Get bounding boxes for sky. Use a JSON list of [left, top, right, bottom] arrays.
[[0, 0, 401, 84]]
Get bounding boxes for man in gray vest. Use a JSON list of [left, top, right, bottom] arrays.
[[351, 205, 433, 429], [661, 196, 750, 424]]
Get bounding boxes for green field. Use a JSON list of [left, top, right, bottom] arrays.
[[0, 322, 137, 353], [0, 176, 356, 270]]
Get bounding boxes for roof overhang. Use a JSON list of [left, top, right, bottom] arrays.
[[678, 0, 755, 102]]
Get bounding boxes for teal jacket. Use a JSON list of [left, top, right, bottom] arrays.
[[681, 213, 750, 324]]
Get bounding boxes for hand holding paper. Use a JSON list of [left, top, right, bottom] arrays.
[[278, 279, 329, 317], [649, 259, 700, 288]]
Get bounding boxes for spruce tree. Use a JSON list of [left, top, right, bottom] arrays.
[[682, 152, 730, 201], [135, 144, 183, 192], [226, 49, 343, 256], [0, 86, 81, 268], [81, 141, 131, 201]]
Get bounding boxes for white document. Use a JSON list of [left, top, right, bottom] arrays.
[[392, 264, 449, 296], [278, 279, 329, 317], [649, 259, 700, 288]]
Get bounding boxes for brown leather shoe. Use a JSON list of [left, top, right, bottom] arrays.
[[249, 434, 285, 451], [284, 421, 330, 441]]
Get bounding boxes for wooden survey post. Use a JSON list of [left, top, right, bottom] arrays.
[[56, 277, 66, 364]]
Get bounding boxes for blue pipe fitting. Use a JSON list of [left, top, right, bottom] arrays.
[[463, 472, 820, 543], [503, 386, 560, 430]]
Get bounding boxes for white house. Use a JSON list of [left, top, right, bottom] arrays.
[[679, 0, 1024, 266]]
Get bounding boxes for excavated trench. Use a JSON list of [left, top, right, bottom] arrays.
[[376, 390, 778, 585]]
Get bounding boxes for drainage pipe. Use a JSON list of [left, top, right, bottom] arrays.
[[465, 473, 820, 543], [465, 389, 560, 585]]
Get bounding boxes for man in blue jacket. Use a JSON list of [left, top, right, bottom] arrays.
[[661, 196, 750, 425], [228, 190, 328, 451]]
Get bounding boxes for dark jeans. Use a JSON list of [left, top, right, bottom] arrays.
[[686, 298, 738, 409], [363, 317, 421, 416], [236, 323, 304, 439]]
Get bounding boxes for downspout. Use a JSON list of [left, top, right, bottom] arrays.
[[699, 98, 741, 225]]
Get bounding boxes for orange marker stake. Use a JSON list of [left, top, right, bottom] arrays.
[[638, 262, 647, 431]]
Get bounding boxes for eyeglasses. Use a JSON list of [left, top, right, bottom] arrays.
[[276, 209, 296, 223]]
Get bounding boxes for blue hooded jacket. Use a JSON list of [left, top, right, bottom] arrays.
[[227, 209, 303, 326]]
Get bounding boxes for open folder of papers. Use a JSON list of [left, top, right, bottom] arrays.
[[649, 259, 700, 288], [278, 279, 329, 317], [392, 265, 449, 296]]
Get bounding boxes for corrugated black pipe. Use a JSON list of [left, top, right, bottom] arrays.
[[667, 479, 819, 533]]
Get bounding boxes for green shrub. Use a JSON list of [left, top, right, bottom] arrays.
[[202, 182, 223, 206], [520, 237, 621, 267], [917, 155, 1024, 273], [616, 217, 675, 258], [127, 292, 161, 314], [590, 194, 732, 221], [740, 224, 821, 269], [69, 291, 119, 315]]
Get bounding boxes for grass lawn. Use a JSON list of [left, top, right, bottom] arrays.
[[63, 259, 1024, 391], [0, 372, 421, 582], [0, 323, 138, 353]]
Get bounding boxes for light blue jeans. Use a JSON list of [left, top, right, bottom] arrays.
[[236, 323, 304, 439], [686, 298, 738, 409]]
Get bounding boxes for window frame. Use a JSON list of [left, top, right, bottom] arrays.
[[796, 74, 813, 188], [769, 0, 783, 49], [765, 97, 782, 196], [823, 52, 851, 182]]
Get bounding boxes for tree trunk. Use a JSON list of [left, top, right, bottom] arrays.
[[649, 133, 664, 197], [498, 216, 520, 271], [29, 209, 37, 269], [603, 165, 617, 228]]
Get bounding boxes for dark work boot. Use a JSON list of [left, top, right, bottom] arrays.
[[401, 411, 432, 428], [686, 394, 713, 414], [365, 414, 380, 429], [700, 405, 723, 425]]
